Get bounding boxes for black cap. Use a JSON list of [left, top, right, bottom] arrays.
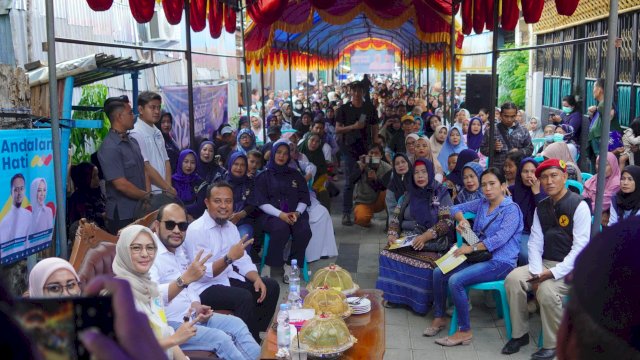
[[267, 125, 281, 135]]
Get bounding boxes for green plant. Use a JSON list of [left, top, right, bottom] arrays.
[[497, 45, 529, 109], [70, 84, 111, 164]]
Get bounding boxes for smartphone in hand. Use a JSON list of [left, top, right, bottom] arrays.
[[14, 296, 115, 360]]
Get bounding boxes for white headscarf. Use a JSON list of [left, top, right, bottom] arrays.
[[112, 225, 160, 304], [28, 257, 79, 297]]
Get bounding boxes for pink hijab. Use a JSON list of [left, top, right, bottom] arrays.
[[28, 257, 79, 297], [583, 152, 621, 211]]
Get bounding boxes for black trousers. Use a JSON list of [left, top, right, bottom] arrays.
[[199, 277, 280, 341]]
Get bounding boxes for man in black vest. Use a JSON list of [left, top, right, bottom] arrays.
[[501, 159, 591, 360]]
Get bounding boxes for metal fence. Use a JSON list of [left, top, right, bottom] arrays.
[[537, 11, 640, 126]]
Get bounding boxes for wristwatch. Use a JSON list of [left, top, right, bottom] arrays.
[[176, 276, 188, 289], [223, 254, 234, 265], [471, 243, 479, 252]]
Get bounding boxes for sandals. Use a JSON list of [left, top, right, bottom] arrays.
[[423, 325, 445, 337], [435, 336, 473, 347]]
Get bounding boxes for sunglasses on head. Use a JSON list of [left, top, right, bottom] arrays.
[[162, 220, 189, 231]]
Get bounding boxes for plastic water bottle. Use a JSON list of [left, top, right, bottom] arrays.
[[276, 303, 291, 353], [290, 259, 301, 293], [287, 283, 303, 310]]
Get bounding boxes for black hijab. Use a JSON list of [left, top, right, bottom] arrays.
[[408, 157, 437, 228], [387, 153, 412, 200], [448, 149, 479, 188], [616, 165, 640, 214]]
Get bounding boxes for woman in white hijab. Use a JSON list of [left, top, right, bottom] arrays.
[[28, 257, 81, 297], [28, 178, 54, 246], [113, 225, 197, 360]]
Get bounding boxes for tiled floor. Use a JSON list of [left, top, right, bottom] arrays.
[[269, 187, 548, 360]]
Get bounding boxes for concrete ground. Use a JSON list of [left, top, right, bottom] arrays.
[[267, 187, 546, 360]]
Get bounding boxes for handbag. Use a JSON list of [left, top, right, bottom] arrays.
[[464, 210, 505, 263], [414, 224, 452, 253]]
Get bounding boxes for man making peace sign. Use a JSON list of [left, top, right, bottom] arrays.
[[150, 202, 261, 359]]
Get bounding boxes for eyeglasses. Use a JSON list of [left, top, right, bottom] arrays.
[[129, 244, 157, 254], [43, 281, 82, 296], [162, 220, 189, 232]]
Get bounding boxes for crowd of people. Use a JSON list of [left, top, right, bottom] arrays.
[[5, 75, 640, 360]]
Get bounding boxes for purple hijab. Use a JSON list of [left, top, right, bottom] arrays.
[[172, 149, 202, 202], [466, 117, 484, 151]]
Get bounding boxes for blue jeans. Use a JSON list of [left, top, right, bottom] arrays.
[[341, 151, 358, 214], [169, 313, 260, 360], [433, 260, 514, 332], [518, 234, 530, 266]]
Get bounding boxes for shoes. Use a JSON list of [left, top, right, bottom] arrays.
[[531, 348, 556, 360], [382, 300, 398, 309], [342, 213, 353, 226], [422, 325, 445, 337], [501, 334, 530, 355], [283, 264, 292, 284], [261, 265, 271, 278], [434, 336, 473, 347]]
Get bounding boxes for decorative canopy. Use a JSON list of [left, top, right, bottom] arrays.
[[84, 0, 238, 37], [244, 0, 464, 62]]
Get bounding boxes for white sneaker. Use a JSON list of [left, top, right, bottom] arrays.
[[261, 265, 271, 278], [283, 264, 292, 284]]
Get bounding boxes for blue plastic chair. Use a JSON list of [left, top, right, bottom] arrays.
[[448, 212, 513, 339], [565, 179, 584, 195], [581, 173, 593, 183], [259, 233, 310, 282]]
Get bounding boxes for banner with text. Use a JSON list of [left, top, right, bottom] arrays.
[[162, 84, 228, 149], [0, 129, 70, 265], [350, 49, 395, 74]]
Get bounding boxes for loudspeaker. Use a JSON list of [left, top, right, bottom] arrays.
[[465, 74, 494, 115]]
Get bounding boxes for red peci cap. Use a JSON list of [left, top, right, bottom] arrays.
[[535, 158, 567, 178]]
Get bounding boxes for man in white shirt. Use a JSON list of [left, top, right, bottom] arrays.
[[0, 173, 32, 260], [183, 181, 280, 341], [149, 203, 259, 359], [502, 159, 591, 360], [129, 91, 175, 194]]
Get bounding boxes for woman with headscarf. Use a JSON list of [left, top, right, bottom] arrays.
[[508, 158, 546, 265], [172, 149, 205, 218], [224, 152, 258, 247], [405, 133, 419, 163], [197, 141, 225, 183], [237, 116, 251, 131], [283, 138, 338, 263], [425, 115, 442, 139], [541, 142, 583, 182], [28, 257, 81, 297], [298, 133, 330, 211], [466, 117, 484, 152], [437, 127, 468, 170], [609, 165, 640, 225], [156, 111, 181, 173], [254, 140, 312, 282], [294, 111, 313, 137], [68, 162, 106, 228], [249, 114, 264, 146], [236, 128, 257, 155], [527, 117, 544, 139], [28, 178, 54, 246], [455, 162, 485, 204], [377, 158, 454, 314], [584, 152, 622, 214], [113, 225, 195, 360], [385, 153, 412, 217], [555, 123, 578, 159], [430, 124, 447, 159], [447, 149, 480, 190]]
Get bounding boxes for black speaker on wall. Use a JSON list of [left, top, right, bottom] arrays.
[[465, 74, 495, 115]]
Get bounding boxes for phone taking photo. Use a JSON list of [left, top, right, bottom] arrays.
[[14, 296, 115, 360]]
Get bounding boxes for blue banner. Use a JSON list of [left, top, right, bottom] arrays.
[[0, 129, 70, 265], [350, 49, 395, 74]]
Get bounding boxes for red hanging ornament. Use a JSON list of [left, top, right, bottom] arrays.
[[129, 0, 155, 23], [521, 0, 544, 23], [86, 0, 113, 11], [208, 0, 223, 38], [501, 0, 519, 31], [461, 0, 473, 35], [473, 0, 485, 34], [555, 0, 579, 16], [224, 4, 236, 34], [162, 0, 184, 25], [190, 0, 207, 32], [485, 0, 495, 31], [247, 0, 288, 26]]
